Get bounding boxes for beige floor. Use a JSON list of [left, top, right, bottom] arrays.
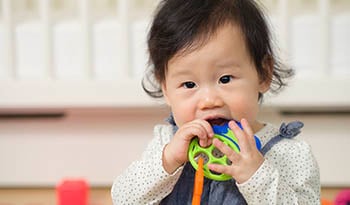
[[0, 187, 345, 204]]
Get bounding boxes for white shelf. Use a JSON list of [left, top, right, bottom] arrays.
[[0, 79, 161, 109], [264, 77, 350, 110]]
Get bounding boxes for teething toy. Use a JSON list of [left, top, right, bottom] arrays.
[[188, 121, 262, 181]]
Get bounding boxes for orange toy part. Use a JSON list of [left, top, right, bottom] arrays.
[[321, 198, 334, 205], [192, 157, 204, 205]]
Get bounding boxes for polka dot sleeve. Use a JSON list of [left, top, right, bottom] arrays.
[[111, 125, 184, 205], [236, 137, 320, 204]]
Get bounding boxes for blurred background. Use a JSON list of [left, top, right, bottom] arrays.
[[0, 0, 349, 204]]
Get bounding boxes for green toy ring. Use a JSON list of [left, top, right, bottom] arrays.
[[188, 133, 240, 181], [188, 121, 262, 181]]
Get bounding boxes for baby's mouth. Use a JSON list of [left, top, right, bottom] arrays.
[[207, 118, 229, 127]]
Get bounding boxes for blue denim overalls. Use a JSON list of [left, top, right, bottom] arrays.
[[160, 116, 304, 205]]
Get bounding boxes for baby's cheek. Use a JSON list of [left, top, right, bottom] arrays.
[[229, 95, 259, 121], [173, 105, 196, 126]]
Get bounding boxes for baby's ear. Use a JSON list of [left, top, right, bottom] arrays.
[[259, 55, 274, 93]]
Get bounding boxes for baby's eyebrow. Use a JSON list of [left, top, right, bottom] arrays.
[[215, 59, 240, 68], [168, 69, 193, 79]]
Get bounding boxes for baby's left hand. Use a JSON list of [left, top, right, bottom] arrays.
[[207, 118, 264, 184]]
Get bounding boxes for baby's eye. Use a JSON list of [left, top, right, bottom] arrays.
[[182, 81, 196, 89], [219, 75, 233, 84]]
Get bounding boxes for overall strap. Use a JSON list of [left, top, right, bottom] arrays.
[[166, 113, 178, 134], [260, 121, 304, 156]]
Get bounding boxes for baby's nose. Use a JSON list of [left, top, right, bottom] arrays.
[[198, 88, 224, 109]]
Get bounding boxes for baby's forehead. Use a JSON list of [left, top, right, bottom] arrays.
[[169, 23, 248, 62], [171, 22, 246, 58]]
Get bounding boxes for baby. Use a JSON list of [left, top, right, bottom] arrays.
[[112, 0, 320, 204]]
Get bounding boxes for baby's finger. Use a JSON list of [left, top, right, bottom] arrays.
[[207, 163, 232, 177], [212, 138, 240, 163], [228, 120, 252, 153], [196, 119, 214, 138], [191, 122, 211, 147], [240, 118, 257, 148]]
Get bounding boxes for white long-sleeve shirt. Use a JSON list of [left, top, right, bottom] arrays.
[[111, 123, 320, 205]]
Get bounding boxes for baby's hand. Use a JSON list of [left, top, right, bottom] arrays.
[[207, 119, 264, 184], [162, 119, 214, 174]]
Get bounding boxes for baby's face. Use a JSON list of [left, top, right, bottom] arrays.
[[162, 24, 270, 133]]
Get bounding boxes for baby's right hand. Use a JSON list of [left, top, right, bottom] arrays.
[[162, 119, 214, 174]]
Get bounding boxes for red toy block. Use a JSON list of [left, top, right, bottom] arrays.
[[57, 179, 89, 205]]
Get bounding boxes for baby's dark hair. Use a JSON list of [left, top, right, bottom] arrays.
[[142, 0, 294, 100]]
